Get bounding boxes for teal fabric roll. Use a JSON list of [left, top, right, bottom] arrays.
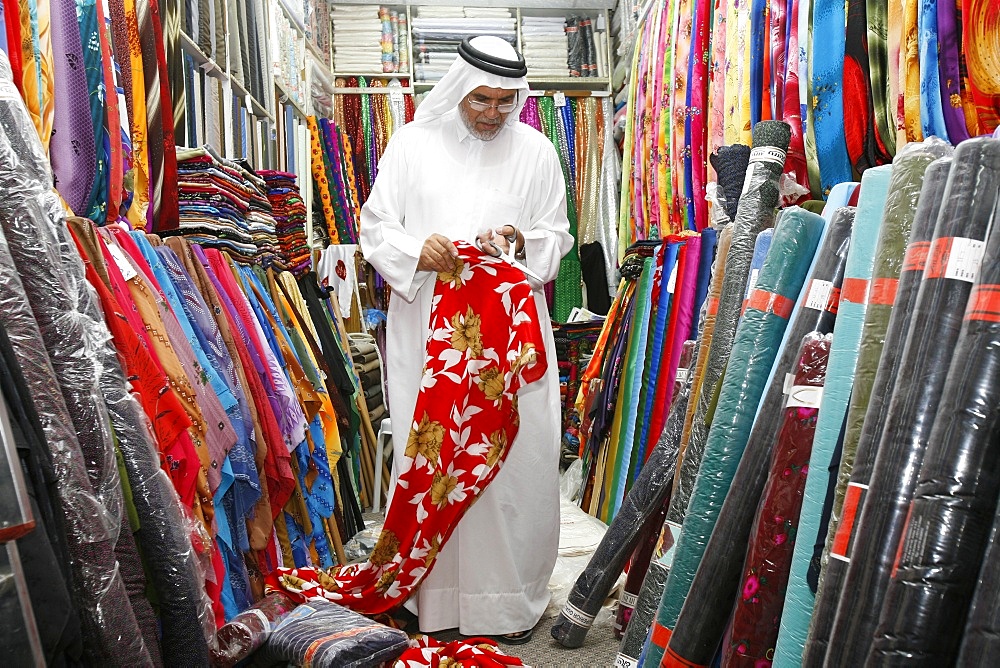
[[773, 165, 895, 668], [612, 256, 658, 518], [654, 208, 824, 636]]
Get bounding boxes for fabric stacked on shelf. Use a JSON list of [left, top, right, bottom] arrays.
[[521, 17, 571, 78], [172, 147, 279, 267], [260, 171, 310, 275], [332, 5, 406, 74], [411, 8, 516, 82]]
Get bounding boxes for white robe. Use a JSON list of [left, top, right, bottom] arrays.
[[359, 108, 573, 635]]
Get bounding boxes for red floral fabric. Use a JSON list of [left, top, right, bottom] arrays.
[[267, 242, 547, 614], [394, 635, 525, 667]]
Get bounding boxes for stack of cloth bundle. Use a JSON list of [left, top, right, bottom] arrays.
[[522, 16, 570, 77], [332, 5, 406, 74], [350, 336, 387, 425], [566, 16, 603, 78], [260, 171, 311, 275], [411, 7, 516, 82], [173, 147, 280, 266]]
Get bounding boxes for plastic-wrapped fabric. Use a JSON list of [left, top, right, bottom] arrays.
[[772, 176, 890, 668], [957, 504, 1000, 666], [0, 52, 152, 665], [258, 599, 409, 667], [709, 144, 752, 223], [722, 333, 832, 666], [613, 342, 696, 664], [871, 163, 1000, 664], [551, 346, 688, 648], [654, 206, 824, 650], [740, 228, 774, 316], [614, 339, 699, 641], [615, 229, 733, 665], [212, 592, 298, 666], [800, 144, 951, 664], [643, 122, 790, 666], [823, 136, 1000, 666], [661, 209, 851, 666]]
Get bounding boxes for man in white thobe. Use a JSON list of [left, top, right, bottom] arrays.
[[359, 35, 573, 640]]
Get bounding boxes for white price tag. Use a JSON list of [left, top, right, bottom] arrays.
[[783, 372, 796, 395], [786, 385, 824, 409], [945, 237, 985, 282], [749, 145, 787, 166], [107, 243, 138, 281], [805, 279, 834, 311], [615, 654, 639, 668], [390, 88, 403, 104], [0, 79, 18, 101], [746, 268, 760, 295], [675, 367, 690, 383], [553, 91, 567, 107]]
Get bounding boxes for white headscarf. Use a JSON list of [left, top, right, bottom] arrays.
[[412, 36, 530, 126]]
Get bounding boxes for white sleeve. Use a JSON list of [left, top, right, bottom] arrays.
[[359, 134, 435, 302], [522, 142, 574, 289]]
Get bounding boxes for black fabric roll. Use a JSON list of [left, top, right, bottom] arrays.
[[550, 378, 688, 648], [803, 156, 953, 663], [664, 208, 853, 664], [956, 505, 1000, 666], [824, 137, 1000, 666], [869, 174, 1000, 663], [711, 144, 753, 223]]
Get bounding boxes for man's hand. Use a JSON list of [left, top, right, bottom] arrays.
[[418, 234, 460, 272], [476, 225, 524, 257]]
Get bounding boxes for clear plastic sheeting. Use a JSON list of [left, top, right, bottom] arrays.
[[957, 506, 1000, 666], [212, 592, 298, 667], [871, 144, 1000, 665], [0, 52, 149, 664], [663, 207, 851, 666], [824, 137, 1000, 666], [259, 599, 410, 667]]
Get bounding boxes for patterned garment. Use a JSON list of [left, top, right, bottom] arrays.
[[394, 636, 524, 667], [268, 243, 547, 614]]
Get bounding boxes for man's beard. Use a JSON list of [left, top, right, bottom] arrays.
[[460, 104, 503, 141]]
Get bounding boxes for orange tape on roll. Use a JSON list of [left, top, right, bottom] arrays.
[[902, 240, 930, 273], [745, 288, 795, 319], [868, 278, 899, 306], [650, 622, 673, 649], [662, 645, 709, 668], [966, 285, 1000, 322], [840, 278, 870, 305], [707, 297, 719, 316]]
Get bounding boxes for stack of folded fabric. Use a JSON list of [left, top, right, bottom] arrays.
[[260, 171, 311, 275], [173, 147, 281, 266], [411, 8, 516, 82], [351, 337, 387, 425], [332, 5, 404, 73], [522, 16, 570, 77]]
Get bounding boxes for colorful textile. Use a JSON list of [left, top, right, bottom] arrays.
[[269, 243, 546, 614], [394, 635, 525, 667]]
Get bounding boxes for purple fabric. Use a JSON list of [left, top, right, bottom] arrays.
[[49, 0, 97, 212], [937, 0, 970, 142]]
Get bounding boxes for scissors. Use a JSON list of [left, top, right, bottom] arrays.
[[476, 235, 543, 283]]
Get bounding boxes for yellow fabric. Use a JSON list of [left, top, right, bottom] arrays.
[[902, 0, 924, 142], [123, 0, 151, 229]]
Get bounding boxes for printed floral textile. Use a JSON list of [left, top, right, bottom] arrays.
[[393, 635, 525, 667], [267, 242, 547, 614]]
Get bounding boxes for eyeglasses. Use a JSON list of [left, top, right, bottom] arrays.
[[467, 98, 518, 113]]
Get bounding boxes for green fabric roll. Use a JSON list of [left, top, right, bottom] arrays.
[[655, 207, 824, 637], [827, 143, 948, 563]]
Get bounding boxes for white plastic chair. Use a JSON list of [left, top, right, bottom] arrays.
[[372, 417, 392, 513]]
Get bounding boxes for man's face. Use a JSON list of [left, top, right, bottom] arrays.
[[459, 86, 518, 141]]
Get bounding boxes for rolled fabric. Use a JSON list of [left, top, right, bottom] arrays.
[[653, 206, 824, 655], [957, 504, 1000, 665], [810, 0, 854, 195], [615, 340, 700, 641], [823, 136, 1000, 666], [801, 143, 951, 663], [870, 167, 1000, 663], [662, 208, 852, 666], [212, 592, 298, 666], [709, 144, 752, 223], [550, 337, 689, 648], [741, 228, 774, 318], [643, 122, 791, 666], [722, 333, 832, 666], [773, 183, 890, 667], [615, 228, 734, 664], [611, 350, 698, 664]]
